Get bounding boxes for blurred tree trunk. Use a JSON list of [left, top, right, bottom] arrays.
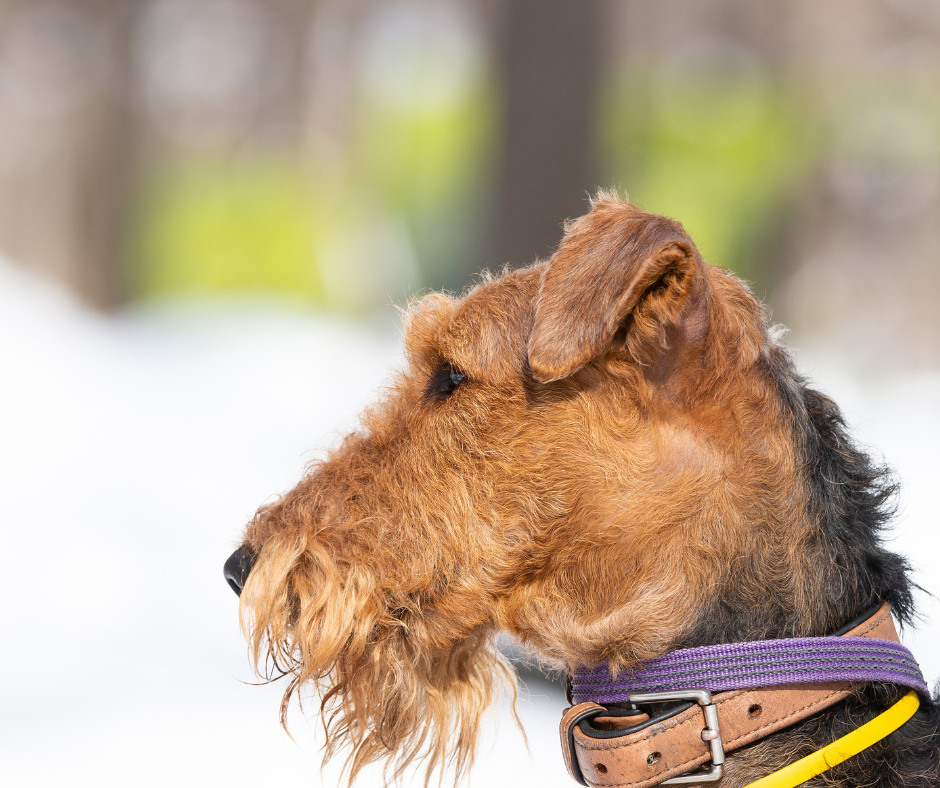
[[81, 0, 140, 310], [495, 0, 601, 268], [258, 0, 315, 148], [0, 0, 141, 310]]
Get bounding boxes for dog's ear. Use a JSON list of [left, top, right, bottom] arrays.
[[527, 194, 705, 383]]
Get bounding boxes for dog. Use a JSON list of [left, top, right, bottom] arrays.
[[224, 191, 939, 786]]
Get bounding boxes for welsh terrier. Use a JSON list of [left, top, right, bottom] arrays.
[[224, 192, 939, 787]]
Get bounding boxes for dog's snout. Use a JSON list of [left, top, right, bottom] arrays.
[[223, 546, 256, 597]]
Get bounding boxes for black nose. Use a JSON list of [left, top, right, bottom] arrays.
[[223, 546, 257, 597]]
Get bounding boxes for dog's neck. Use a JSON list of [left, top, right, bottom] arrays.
[[563, 349, 936, 788], [680, 345, 914, 650]]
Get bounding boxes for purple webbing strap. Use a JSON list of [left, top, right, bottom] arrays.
[[571, 636, 929, 705]]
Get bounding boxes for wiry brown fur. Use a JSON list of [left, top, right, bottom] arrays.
[[234, 191, 938, 786]]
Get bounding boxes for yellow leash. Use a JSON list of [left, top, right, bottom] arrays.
[[745, 690, 920, 788]]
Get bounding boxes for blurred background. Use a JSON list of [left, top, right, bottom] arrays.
[[1, 1, 939, 786]]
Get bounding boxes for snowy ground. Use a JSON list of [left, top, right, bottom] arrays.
[[1, 258, 937, 787]]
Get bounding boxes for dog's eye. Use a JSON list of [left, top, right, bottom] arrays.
[[426, 365, 467, 402]]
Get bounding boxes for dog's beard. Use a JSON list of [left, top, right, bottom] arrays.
[[240, 530, 515, 786]]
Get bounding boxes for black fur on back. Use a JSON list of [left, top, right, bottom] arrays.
[[773, 343, 916, 634]]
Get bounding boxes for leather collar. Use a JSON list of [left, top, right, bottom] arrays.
[[560, 602, 904, 787]]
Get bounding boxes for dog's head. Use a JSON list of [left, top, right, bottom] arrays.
[[228, 191, 817, 783]]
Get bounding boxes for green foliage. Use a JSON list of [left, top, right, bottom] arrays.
[[130, 78, 499, 308], [133, 156, 322, 302], [600, 67, 813, 288], [350, 78, 498, 292], [354, 82, 496, 212]]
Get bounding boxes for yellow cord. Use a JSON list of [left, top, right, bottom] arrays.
[[745, 690, 921, 788]]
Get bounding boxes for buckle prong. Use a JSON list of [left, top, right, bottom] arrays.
[[629, 689, 724, 784]]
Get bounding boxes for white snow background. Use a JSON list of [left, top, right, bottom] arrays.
[[1, 257, 937, 787]]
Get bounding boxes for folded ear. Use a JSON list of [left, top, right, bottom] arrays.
[[527, 193, 705, 384]]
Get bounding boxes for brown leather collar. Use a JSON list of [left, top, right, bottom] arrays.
[[560, 603, 899, 787]]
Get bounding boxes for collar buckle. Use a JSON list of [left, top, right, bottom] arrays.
[[629, 689, 724, 784]]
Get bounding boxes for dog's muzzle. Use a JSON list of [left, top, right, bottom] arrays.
[[223, 546, 257, 597]]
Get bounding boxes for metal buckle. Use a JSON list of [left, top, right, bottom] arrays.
[[629, 689, 724, 784]]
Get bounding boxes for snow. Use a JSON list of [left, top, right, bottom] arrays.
[[0, 258, 936, 786]]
